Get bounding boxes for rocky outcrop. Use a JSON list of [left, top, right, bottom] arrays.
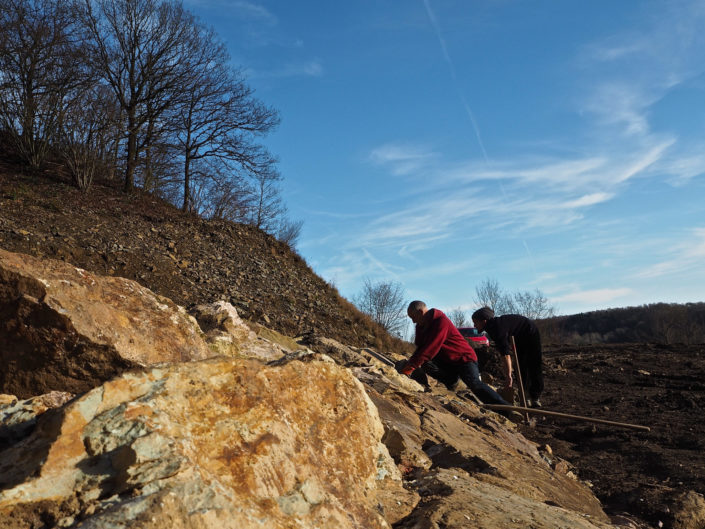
[[395, 468, 613, 529], [0, 249, 633, 529], [190, 301, 291, 361], [0, 356, 408, 529], [363, 385, 611, 526], [0, 249, 211, 398]]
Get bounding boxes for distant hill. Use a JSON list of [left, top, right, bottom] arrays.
[[538, 302, 705, 344], [0, 159, 411, 355]]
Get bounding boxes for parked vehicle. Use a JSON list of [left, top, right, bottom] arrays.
[[458, 327, 490, 350], [458, 327, 494, 375]]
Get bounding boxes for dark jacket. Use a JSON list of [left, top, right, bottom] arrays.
[[484, 314, 539, 356], [407, 309, 477, 369]]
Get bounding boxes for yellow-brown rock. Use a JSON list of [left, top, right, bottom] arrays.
[[190, 301, 289, 361], [394, 468, 614, 529], [363, 382, 611, 527], [0, 357, 401, 529], [0, 248, 210, 398]]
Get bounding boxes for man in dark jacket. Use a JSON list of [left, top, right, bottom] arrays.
[[472, 307, 543, 407], [397, 301, 509, 406]]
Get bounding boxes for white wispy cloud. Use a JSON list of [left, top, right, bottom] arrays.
[[444, 139, 673, 193], [186, 0, 277, 24], [579, 0, 705, 143], [249, 60, 324, 79], [368, 144, 437, 176], [635, 227, 705, 279], [230, 1, 277, 23], [583, 82, 654, 136], [560, 193, 613, 209], [657, 151, 705, 186]]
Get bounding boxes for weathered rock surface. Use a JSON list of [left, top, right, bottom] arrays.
[[363, 384, 611, 527], [670, 490, 705, 529], [395, 468, 613, 529], [0, 390, 74, 452], [0, 249, 211, 398], [298, 335, 614, 527], [190, 301, 290, 361], [0, 357, 406, 529]]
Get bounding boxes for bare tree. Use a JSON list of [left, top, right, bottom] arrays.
[[474, 278, 512, 315], [173, 21, 279, 213], [0, 0, 87, 168], [188, 160, 249, 221], [447, 307, 468, 328], [246, 168, 284, 231], [79, 0, 196, 192], [276, 218, 304, 248], [58, 83, 118, 190], [508, 289, 556, 320], [353, 278, 407, 336], [474, 277, 556, 319]]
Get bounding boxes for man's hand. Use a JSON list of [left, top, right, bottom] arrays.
[[395, 360, 415, 376], [505, 373, 514, 388]]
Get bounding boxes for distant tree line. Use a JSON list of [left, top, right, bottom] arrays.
[[538, 303, 705, 345], [0, 0, 302, 246]]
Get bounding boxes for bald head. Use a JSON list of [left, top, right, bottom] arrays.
[[407, 300, 427, 313], [407, 300, 428, 324]]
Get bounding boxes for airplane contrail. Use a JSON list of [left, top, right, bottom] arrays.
[[423, 0, 538, 279], [423, 0, 489, 164]]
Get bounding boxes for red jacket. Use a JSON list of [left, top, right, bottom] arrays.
[[407, 309, 477, 369]]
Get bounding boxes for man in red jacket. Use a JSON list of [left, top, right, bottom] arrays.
[[397, 301, 509, 406]]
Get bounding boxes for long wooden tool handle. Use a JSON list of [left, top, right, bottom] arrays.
[[483, 404, 651, 432], [510, 336, 528, 419]]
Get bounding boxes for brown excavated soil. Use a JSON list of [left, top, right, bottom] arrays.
[[0, 163, 409, 355], [1, 163, 704, 527], [511, 343, 705, 528]]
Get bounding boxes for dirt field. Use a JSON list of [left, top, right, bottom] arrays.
[[509, 343, 705, 527]]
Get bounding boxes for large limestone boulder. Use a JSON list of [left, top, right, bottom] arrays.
[[190, 301, 289, 361], [0, 356, 406, 529], [0, 248, 210, 398]]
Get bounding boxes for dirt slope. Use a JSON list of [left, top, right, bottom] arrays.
[[0, 164, 409, 354]]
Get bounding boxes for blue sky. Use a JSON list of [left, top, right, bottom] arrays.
[[187, 0, 705, 316]]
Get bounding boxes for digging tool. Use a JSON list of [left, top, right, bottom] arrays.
[[362, 348, 396, 367], [510, 336, 529, 421], [481, 404, 651, 432]]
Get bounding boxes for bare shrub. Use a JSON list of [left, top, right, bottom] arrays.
[[353, 278, 407, 337]]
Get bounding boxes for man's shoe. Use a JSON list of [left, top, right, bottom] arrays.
[[445, 380, 460, 392], [529, 399, 542, 408], [503, 410, 524, 423]]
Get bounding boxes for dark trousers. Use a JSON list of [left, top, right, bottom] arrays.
[[515, 332, 543, 400], [420, 357, 509, 405]]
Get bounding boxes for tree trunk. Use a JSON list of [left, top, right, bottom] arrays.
[[182, 153, 191, 212], [124, 109, 137, 192]]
